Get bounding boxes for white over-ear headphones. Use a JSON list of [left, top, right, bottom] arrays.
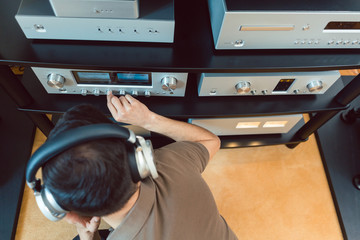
[[26, 123, 158, 221]]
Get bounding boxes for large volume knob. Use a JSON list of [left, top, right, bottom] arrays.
[[47, 73, 65, 89], [161, 76, 178, 91], [307, 80, 323, 92], [235, 81, 251, 94]]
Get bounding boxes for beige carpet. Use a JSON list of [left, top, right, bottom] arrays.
[[15, 115, 343, 240]]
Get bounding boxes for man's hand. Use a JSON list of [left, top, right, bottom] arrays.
[[107, 92, 154, 129], [64, 212, 101, 240], [106, 91, 220, 159]]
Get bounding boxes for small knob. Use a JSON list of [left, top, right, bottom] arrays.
[[235, 81, 251, 94], [47, 73, 65, 89], [293, 89, 300, 94], [262, 90, 268, 95], [161, 76, 178, 91], [80, 89, 87, 96], [144, 90, 151, 97], [119, 90, 126, 95], [307, 80, 323, 92], [131, 90, 138, 96], [93, 89, 100, 96]]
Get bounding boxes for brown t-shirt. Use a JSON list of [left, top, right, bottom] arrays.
[[107, 141, 238, 240]]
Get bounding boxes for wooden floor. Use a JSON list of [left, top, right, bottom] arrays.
[[15, 69, 360, 240], [15, 116, 343, 240]]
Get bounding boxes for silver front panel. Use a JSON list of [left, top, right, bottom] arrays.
[[189, 115, 304, 135], [50, 0, 139, 19], [15, 0, 174, 43], [198, 71, 340, 96], [208, 0, 360, 49], [32, 67, 188, 97]]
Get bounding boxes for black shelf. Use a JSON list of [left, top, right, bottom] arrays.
[[315, 76, 360, 240], [2, 0, 360, 71], [0, 85, 35, 240], [18, 68, 347, 116]]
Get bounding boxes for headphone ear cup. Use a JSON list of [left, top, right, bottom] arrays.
[[35, 186, 67, 221], [126, 144, 142, 183]]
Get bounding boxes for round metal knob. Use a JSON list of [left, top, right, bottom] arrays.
[[161, 76, 177, 91], [131, 90, 138, 96], [307, 80, 323, 92], [80, 89, 87, 96], [144, 90, 151, 97], [93, 89, 100, 96], [47, 73, 65, 89], [235, 81, 251, 94]]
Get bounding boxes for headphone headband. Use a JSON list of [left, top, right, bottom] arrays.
[[26, 123, 136, 189]]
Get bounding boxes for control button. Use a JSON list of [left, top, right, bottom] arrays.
[[336, 40, 343, 45], [302, 24, 310, 31], [234, 40, 245, 47], [307, 80, 323, 92], [209, 89, 217, 95], [352, 40, 358, 44], [261, 90, 268, 95], [93, 89, 100, 96], [119, 90, 126, 95], [328, 40, 335, 45], [235, 81, 251, 94], [161, 76, 178, 92], [250, 90, 256, 95], [343, 40, 350, 45], [293, 89, 300, 94], [294, 40, 300, 45], [80, 89, 87, 96], [144, 90, 151, 97], [131, 90, 138, 96], [47, 73, 65, 89]]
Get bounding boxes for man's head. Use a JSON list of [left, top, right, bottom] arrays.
[[42, 104, 138, 217]]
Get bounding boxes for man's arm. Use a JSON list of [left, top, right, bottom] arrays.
[[107, 92, 221, 159]]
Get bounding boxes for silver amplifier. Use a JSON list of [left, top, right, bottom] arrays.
[[49, 0, 139, 19], [208, 0, 360, 49], [31, 67, 188, 97], [189, 114, 304, 135], [15, 0, 174, 43], [198, 71, 340, 96]]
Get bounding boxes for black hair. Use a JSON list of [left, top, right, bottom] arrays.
[[42, 104, 138, 216]]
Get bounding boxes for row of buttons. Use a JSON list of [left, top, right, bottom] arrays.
[[97, 26, 159, 34], [57, 88, 173, 96], [328, 40, 360, 45], [294, 40, 320, 45], [294, 39, 360, 45]]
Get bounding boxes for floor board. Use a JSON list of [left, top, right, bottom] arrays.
[[15, 119, 343, 240]]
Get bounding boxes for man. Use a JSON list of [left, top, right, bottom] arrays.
[[42, 92, 238, 240]]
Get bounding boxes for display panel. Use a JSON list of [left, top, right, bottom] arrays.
[[73, 71, 111, 84], [115, 72, 151, 85], [73, 71, 152, 86], [272, 79, 295, 92], [324, 22, 360, 30]]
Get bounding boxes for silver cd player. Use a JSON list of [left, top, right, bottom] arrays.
[[208, 0, 360, 49], [31, 67, 188, 97], [198, 71, 340, 96]]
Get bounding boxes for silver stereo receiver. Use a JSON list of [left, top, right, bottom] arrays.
[[208, 0, 360, 49], [31, 67, 188, 97], [189, 114, 304, 135], [198, 71, 340, 96], [15, 0, 174, 43], [49, 0, 139, 19]]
